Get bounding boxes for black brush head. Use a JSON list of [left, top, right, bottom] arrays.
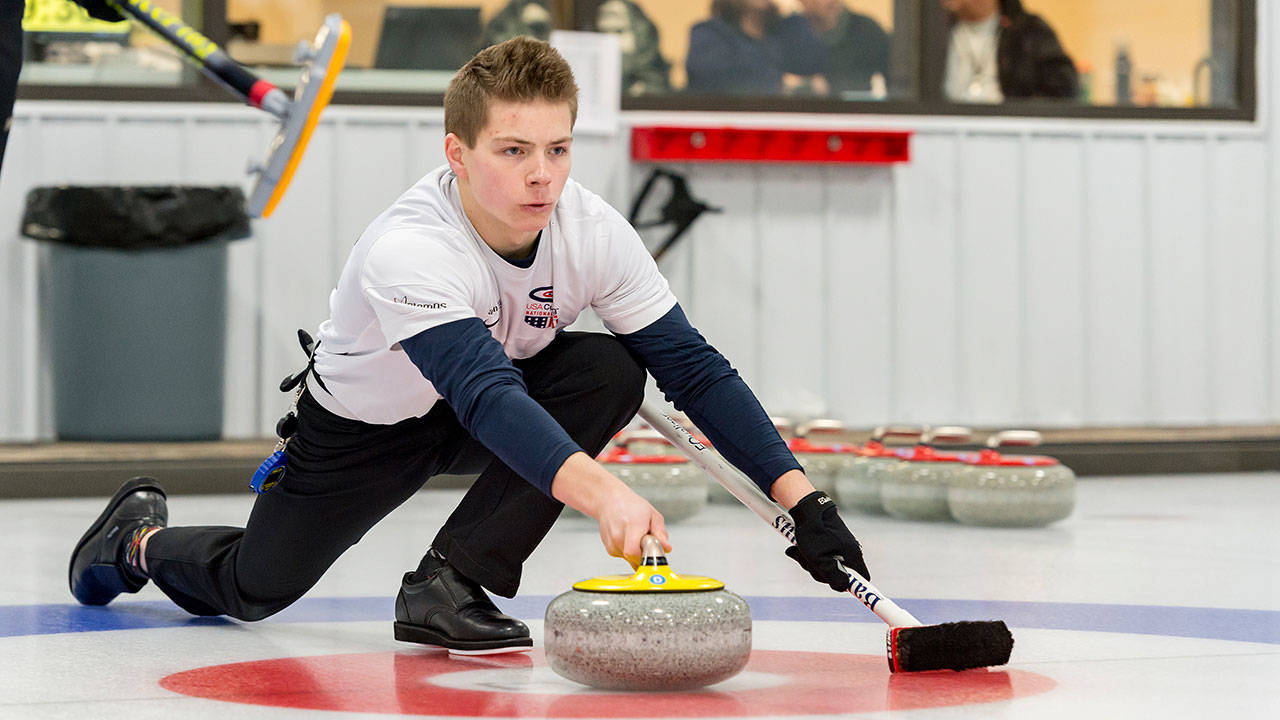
[[888, 621, 1014, 672]]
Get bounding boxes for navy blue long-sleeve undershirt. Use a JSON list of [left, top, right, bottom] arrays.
[[400, 319, 581, 497], [399, 303, 800, 498], [616, 304, 801, 494]]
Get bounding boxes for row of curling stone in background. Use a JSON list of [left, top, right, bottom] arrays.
[[835, 426, 1076, 527], [834, 425, 927, 514], [706, 416, 857, 503], [947, 430, 1076, 527], [610, 413, 1073, 527], [584, 425, 710, 522], [544, 535, 752, 690], [786, 419, 856, 495], [878, 426, 977, 521]]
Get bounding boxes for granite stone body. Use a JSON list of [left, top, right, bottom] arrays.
[[544, 588, 752, 690], [835, 456, 902, 515], [948, 463, 1077, 527], [880, 460, 965, 521]]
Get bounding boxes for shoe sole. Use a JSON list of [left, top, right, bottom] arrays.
[[68, 477, 166, 604], [393, 621, 533, 654]]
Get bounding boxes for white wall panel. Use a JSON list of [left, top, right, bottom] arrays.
[[36, 115, 112, 182], [756, 166, 828, 417], [333, 120, 417, 259], [1273, 144, 1280, 426], [569, 134, 626, 205], [893, 132, 961, 423], [956, 133, 1023, 425], [407, 120, 447, 187], [1023, 134, 1087, 426], [0, 117, 38, 440], [679, 164, 762, 391], [107, 118, 188, 183], [1207, 138, 1271, 422], [1083, 136, 1149, 424], [1147, 137, 1212, 423], [823, 165, 894, 426]]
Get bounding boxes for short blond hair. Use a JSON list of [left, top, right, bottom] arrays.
[[445, 37, 579, 147]]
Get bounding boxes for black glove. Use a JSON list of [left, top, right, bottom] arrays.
[[73, 0, 127, 23], [785, 491, 870, 591]]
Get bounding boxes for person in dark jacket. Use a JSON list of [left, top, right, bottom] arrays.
[[686, 0, 827, 96], [799, 0, 890, 98], [940, 0, 1077, 102]]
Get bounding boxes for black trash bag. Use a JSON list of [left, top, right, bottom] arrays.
[[21, 185, 250, 249]]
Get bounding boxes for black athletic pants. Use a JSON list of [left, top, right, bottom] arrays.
[[145, 331, 647, 621]]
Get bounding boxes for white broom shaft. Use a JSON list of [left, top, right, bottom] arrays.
[[637, 402, 921, 628]]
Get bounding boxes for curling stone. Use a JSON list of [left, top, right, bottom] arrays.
[[879, 426, 975, 521], [948, 430, 1076, 527], [544, 536, 752, 691], [833, 425, 924, 515]]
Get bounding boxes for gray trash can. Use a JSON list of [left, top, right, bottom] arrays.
[[22, 185, 250, 441]]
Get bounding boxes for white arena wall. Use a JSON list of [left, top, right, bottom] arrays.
[[1, 5, 1276, 442]]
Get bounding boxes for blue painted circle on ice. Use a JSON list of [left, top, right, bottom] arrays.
[[4, 595, 1278, 646]]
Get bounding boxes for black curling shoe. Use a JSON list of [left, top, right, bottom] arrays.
[[393, 564, 532, 655], [69, 477, 167, 606]]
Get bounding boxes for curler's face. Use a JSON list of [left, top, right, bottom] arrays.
[[446, 99, 574, 259]]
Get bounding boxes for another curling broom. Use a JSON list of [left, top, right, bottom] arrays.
[[107, 0, 350, 218], [638, 401, 1014, 673]]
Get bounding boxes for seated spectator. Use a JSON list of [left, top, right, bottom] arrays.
[[941, 0, 1077, 103], [595, 0, 671, 95], [686, 0, 827, 96], [798, 0, 890, 98], [483, 0, 553, 46]]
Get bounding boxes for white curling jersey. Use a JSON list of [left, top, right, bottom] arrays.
[[310, 165, 676, 425]]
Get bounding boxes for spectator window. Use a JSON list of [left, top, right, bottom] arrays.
[[224, 1, 568, 95], [575, 0, 912, 101], [16, 1, 1257, 121], [928, 0, 1245, 109]]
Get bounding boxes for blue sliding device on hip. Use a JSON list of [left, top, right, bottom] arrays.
[[251, 450, 287, 493]]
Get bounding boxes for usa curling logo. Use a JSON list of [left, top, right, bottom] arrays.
[[524, 286, 558, 329]]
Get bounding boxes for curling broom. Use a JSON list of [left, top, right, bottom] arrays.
[[637, 401, 1015, 673], [107, 1, 350, 218]]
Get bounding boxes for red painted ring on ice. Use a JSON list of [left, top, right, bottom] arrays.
[[161, 649, 1055, 716]]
